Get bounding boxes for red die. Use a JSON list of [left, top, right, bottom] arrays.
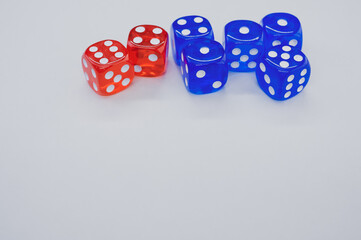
[[127, 25, 169, 77], [82, 40, 134, 96]]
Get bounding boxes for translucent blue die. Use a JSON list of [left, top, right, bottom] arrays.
[[180, 40, 228, 94], [224, 20, 264, 72], [262, 12, 302, 50], [256, 45, 311, 101], [171, 15, 214, 66]]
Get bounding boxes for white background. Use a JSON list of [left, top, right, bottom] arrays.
[[1, 0, 361, 239]]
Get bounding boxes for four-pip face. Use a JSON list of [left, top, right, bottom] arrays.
[[127, 25, 169, 77], [171, 15, 214, 65]]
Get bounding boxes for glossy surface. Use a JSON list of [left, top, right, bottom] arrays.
[[256, 45, 311, 100], [171, 15, 214, 65], [82, 40, 134, 96], [261, 12, 303, 50], [224, 20, 264, 72], [180, 40, 228, 94], [127, 25, 169, 77]]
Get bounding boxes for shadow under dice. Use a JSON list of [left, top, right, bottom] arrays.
[[127, 25, 168, 77], [171, 15, 214, 66], [224, 20, 264, 72], [181, 40, 228, 94], [82, 40, 134, 96], [256, 45, 311, 101], [262, 12, 303, 50]]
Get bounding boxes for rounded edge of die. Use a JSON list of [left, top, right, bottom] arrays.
[[183, 39, 225, 64], [225, 20, 263, 42], [262, 12, 301, 35]]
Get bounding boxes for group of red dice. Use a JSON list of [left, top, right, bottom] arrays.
[[81, 25, 169, 96]]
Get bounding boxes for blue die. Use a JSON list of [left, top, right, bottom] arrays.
[[256, 45, 311, 101], [180, 40, 228, 94], [171, 15, 214, 66], [224, 20, 264, 72], [261, 12, 303, 50]]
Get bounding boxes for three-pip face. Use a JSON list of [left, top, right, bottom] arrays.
[[181, 39, 228, 94]]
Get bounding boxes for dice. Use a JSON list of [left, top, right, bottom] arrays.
[[224, 20, 264, 72], [82, 40, 134, 96], [127, 25, 169, 77], [171, 15, 214, 65], [180, 40, 228, 94], [261, 12, 302, 50], [256, 45, 311, 100]]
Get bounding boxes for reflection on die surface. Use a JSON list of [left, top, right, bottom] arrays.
[[256, 45, 311, 101], [171, 15, 214, 66], [81, 40, 134, 96], [127, 25, 169, 77], [180, 39, 228, 94]]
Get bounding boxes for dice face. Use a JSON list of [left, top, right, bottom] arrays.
[[224, 20, 264, 72], [171, 15, 214, 66], [82, 40, 134, 96], [261, 12, 302, 50], [180, 40, 228, 94], [127, 25, 169, 77], [256, 45, 311, 100]]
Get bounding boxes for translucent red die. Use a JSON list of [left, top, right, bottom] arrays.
[[127, 25, 169, 77], [82, 40, 134, 96]]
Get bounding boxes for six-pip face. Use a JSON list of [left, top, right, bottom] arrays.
[[82, 40, 134, 96]]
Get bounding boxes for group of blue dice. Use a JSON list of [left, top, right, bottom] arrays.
[[171, 13, 311, 100]]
